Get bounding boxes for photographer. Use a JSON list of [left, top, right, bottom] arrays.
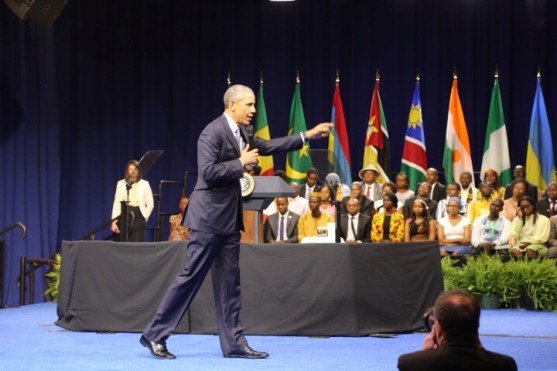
[[398, 290, 517, 371]]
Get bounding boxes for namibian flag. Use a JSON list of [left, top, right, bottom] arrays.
[[400, 79, 427, 191], [327, 79, 352, 184]]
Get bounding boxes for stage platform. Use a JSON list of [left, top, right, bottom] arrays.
[[1, 302, 556, 370]]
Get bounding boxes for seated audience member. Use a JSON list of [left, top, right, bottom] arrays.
[[501, 179, 528, 221], [299, 167, 320, 200], [482, 168, 505, 200], [509, 196, 549, 258], [374, 181, 403, 211], [339, 197, 371, 243], [263, 182, 309, 217], [402, 182, 438, 219], [397, 290, 518, 371], [426, 167, 447, 202], [459, 171, 477, 206], [359, 164, 383, 202], [168, 195, 190, 241], [324, 172, 350, 200], [471, 199, 511, 255], [297, 192, 334, 241], [395, 172, 415, 205], [273, 169, 287, 181], [340, 181, 374, 218], [547, 215, 557, 258], [437, 197, 472, 256], [467, 182, 495, 222], [436, 182, 465, 219], [536, 181, 557, 217], [504, 165, 538, 200], [404, 198, 436, 242], [319, 185, 337, 219], [263, 197, 300, 243], [371, 193, 405, 242]]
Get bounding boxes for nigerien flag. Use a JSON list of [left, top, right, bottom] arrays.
[[400, 79, 427, 191], [442, 76, 474, 185], [286, 80, 313, 184], [480, 75, 511, 186], [327, 80, 352, 184], [526, 75, 555, 190], [254, 80, 274, 175], [363, 78, 391, 183]]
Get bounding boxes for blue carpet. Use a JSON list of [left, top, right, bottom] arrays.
[[0, 303, 556, 370]]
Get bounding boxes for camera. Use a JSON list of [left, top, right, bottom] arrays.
[[422, 307, 435, 332]]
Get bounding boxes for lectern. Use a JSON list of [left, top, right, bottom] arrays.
[[241, 176, 295, 243]]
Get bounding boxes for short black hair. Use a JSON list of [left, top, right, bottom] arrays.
[[434, 290, 480, 343]]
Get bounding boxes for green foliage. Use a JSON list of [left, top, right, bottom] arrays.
[[44, 253, 61, 301], [441, 254, 557, 311]]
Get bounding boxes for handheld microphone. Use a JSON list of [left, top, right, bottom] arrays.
[[246, 125, 255, 149]]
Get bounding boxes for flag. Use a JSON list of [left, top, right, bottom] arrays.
[[254, 79, 274, 175], [526, 75, 555, 190], [363, 77, 391, 183], [286, 80, 313, 184], [400, 79, 427, 190], [442, 77, 474, 185], [480, 75, 511, 186], [327, 80, 352, 184]]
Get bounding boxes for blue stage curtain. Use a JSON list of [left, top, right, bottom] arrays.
[[0, 0, 556, 307]]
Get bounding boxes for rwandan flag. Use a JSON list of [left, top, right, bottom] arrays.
[[254, 77, 274, 175], [526, 74, 555, 191], [400, 78, 427, 191], [285, 78, 313, 184], [327, 78, 352, 185]]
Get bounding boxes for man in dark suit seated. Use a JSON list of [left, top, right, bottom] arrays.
[[263, 197, 300, 243], [504, 165, 538, 200], [536, 181, 557, 218], [340, 181, 375, 218], [398, 290, 517, 371], [298, 167, 320, 200], [426, 168, 447, 203], [402, 182, 438, 220], [339, 197, 371, 243]]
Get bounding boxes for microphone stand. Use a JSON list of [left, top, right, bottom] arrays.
[[121, 180, 132, 242], [330, 182, 342, 243]]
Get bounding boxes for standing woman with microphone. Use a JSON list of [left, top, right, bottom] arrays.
[[111, 159, 154, 242]]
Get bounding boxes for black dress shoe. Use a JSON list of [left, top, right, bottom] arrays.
[[140, 335, 176, 360], [223, 345, 269, 359]]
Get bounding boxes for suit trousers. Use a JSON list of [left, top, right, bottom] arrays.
[[142, 229, 247, 354]]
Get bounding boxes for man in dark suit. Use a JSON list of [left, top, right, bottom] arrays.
[[140, 85, 331, 360], [339, 197, 371, 243], [340, 181, 375, 218], [263, 197, 300, 243], [402, 182, 438, 220], [398, 290, 517, 371], [298, 167, 320, 200], [426, 168, 447, 203], [536, 181, 557, 217], [504, 165, 538, 200]]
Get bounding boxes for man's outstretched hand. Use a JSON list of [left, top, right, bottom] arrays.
[[306, 122, 333, 140]]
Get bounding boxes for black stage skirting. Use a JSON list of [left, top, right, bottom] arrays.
[[56, 240, 443, 336]]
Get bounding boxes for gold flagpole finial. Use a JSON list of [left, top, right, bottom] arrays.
[[494, 65, 499, 79], [226, 72, 232, 87], [296, 70, 301, 83], [259, 71, 264, 85], [537, 67, 541, 79], [335, 70, 340, 83], [452, 67, 458, 80], [375, 69, 381, 82], [416, 68, 421, 82]]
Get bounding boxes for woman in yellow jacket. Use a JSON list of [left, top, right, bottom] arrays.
[[371, 192, 405, 242]]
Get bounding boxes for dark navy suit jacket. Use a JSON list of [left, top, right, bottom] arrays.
[[184, 114, 303, 234]]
